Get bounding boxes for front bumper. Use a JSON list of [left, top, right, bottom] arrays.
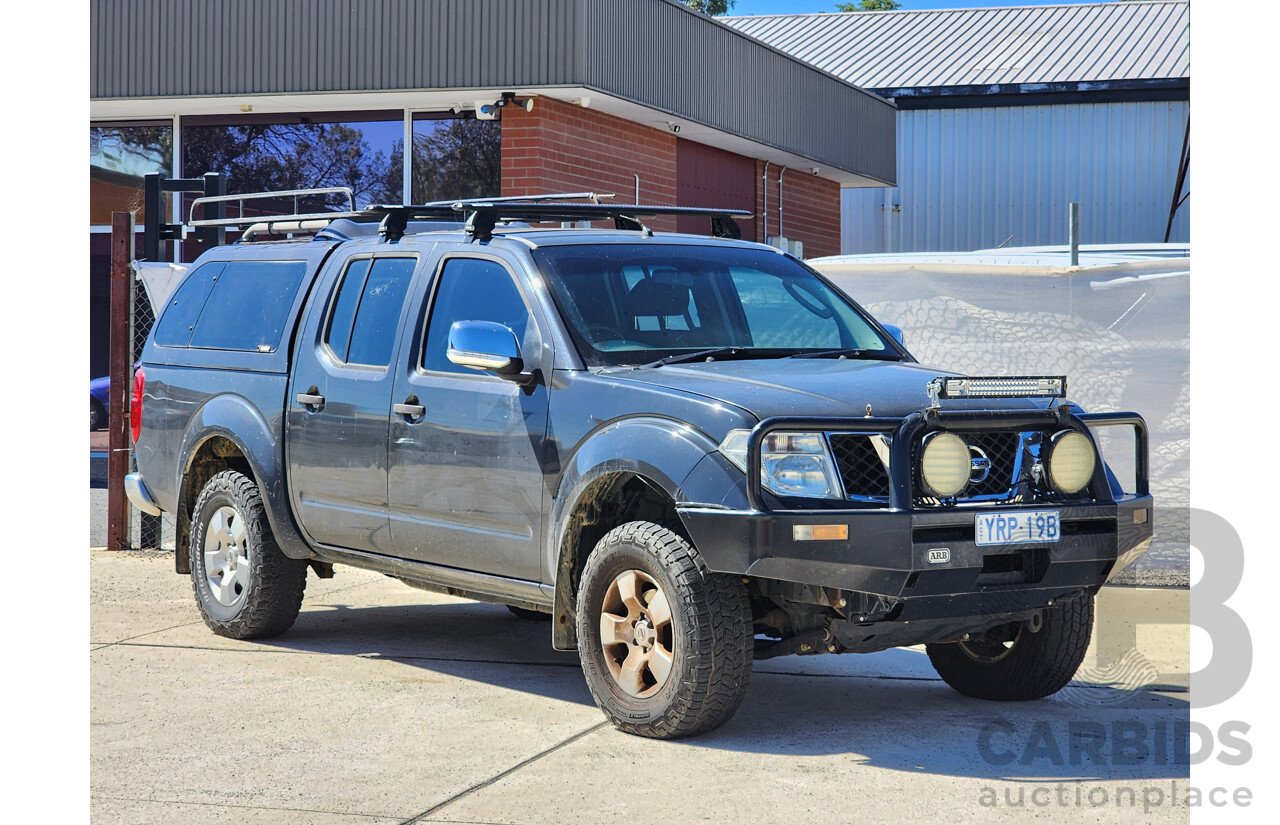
[[680, 496, 1153, 622]]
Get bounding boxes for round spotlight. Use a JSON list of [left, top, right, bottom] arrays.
[[1047, 430, 1096, 494], [920, 432, 971, 498]]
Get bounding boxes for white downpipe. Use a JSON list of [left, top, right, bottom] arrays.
[[634, 173, 640, 204], [761, 160, 770, 242], [777, 166, 787, 240]]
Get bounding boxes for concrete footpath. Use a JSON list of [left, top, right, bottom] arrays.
[[90, 547, 1190, 825]]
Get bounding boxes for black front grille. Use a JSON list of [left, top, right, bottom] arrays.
[[829, 434, 890, 499], [965, 431, 1022, 497]]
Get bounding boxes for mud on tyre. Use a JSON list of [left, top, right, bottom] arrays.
[[575, 521, 752, 739]]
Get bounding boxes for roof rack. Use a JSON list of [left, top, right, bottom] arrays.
[[364, 201, 752, 242], [185, 187, 752, 244]]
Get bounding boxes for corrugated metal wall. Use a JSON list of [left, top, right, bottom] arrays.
[[841, 100, 1190, 254], [90, 0, 897, 185], [91, 0, 581, 96]]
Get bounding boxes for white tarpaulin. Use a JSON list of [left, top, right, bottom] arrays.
[[132, 260, 189, 315], [811, 256, 1189, 585]]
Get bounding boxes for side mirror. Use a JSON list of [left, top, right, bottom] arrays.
[[447, 321, 525, 378], [883, 323, 904, 347]]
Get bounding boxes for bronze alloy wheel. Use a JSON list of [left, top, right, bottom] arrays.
[[598, 569, 675, 698], [575, 521, 752, 738]]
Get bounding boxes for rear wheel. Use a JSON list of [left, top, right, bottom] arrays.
[[90, 399, 105, 431], [189, 470, 308, 639], [925, 591, 1094, 701], [576, 521, 752, 739]]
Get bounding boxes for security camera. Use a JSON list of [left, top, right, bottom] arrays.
[[811, 167, 821, 176], [450, 104, 463, 114], [667, 122, 681, 133]]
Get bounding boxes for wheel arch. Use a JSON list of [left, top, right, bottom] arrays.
[[547, 417, 727, 650], [175, 395, 312, 573]]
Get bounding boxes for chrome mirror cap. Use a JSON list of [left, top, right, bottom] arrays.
[[447, 320, 524, 376]]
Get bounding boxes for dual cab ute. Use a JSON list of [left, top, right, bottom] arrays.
[[127, 191, 1153, 739]]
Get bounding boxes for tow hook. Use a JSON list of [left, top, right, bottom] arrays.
[[1025, 610, 1043, 634]]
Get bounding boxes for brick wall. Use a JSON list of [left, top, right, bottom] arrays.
[[754, 161, 842, 259], [501, 95, 841, 255], [501, 96, 679, 232]]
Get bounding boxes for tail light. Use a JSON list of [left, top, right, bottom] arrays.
[[130, 368, 145, 443]]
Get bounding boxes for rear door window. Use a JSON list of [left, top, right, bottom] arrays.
[[325, 257, 417, 367]]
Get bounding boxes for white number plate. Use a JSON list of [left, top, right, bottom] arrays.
[[975, 510, 1060, 546]]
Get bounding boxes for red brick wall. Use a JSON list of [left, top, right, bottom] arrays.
[[501, 96, 679, 232], [754, 160, 842, 259], [501, 95, 841, 255]]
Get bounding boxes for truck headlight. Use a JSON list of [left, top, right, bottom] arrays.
[[1047, 430, 1096, 494], [919, 431, 970, 498], [718, 430, 844, 500]]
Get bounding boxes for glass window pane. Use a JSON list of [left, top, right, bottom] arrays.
[[325, 259, 372, 362], [410, 116, 501, 202], [90, 124, 172, 225], [346, 258, 416, 367], [182, 118, 402, 210], [531, 245, 890, 367], [189, 261, 308, 352], [424, 259, 530, 374], [153, 263, 222, 348], [729, 268, 841, 349]]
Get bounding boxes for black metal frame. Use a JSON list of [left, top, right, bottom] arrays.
[[744, 408, 1149, 512]]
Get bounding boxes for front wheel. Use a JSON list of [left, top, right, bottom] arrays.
[[189, 470, 308, 639], [925, 591, 1094, 701], [575, 521, 752, 739]]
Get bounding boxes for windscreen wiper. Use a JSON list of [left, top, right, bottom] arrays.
[[786, 348, 903, 361], [636, 347, 756, 369]]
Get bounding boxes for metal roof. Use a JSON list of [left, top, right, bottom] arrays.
[[723, 1, 1189, 92]]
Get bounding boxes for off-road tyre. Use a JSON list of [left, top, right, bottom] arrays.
[[576, 521, 752, 739], [925, 591, 1094, 701], [507, 605, 552, 621], [189, 470, 308, 639]]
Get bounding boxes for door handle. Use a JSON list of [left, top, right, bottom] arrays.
[[296, 389, 325, 409], [394, 401, 426, 418]]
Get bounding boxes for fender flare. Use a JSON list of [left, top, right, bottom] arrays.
[[176, 393, 312, 560], [546, 416, 732, 648]]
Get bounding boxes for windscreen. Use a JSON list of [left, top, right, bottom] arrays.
[[531, 244, 892, 367]]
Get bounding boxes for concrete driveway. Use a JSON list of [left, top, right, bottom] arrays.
[[90, 548, 1190, 824]]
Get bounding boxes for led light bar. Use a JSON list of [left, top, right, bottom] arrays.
[[938, 376, 1067, 399]]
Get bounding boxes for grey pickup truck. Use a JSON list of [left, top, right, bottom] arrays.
[[127, 192, 1153, 739]]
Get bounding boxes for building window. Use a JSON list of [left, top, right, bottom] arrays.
[[408, 115, 501, 203], [90, 122, 172, 225], [181, 113, 403, 211]]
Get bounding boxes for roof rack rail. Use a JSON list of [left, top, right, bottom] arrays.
[[188, 187, 361, 228], [364, 201, 752, 242]]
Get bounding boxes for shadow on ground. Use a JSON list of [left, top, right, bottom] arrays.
[[258, 598, 1190, 781]]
